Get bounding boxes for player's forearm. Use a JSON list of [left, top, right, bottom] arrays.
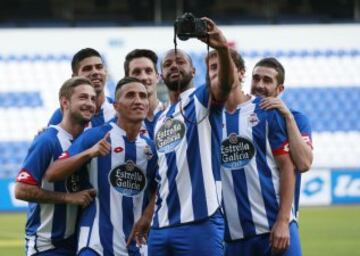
[[276, 155, 296, 223], [284, 114, 313, 172], [214, 47, 234, 102], [15, 182, 68, 204], [143, 191, 156, 221], [44, 150, 92, 182]]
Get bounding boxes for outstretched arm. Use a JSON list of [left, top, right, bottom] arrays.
[[199, 17, 234, 102], [44, 133, 111, 182], [15, 182, 96, 208], [261, 97, 313, 172]]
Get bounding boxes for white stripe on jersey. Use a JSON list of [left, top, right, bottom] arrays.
[[194, 97, 218, 215]]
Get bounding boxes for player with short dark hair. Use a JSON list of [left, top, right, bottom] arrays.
[[208, 52, 309, 256], [144, 17, 235, 256], [251, 57, 313, 220], [49, 47, 115, 128], [15, 77, 97, 256], [124, 48, 165, 139], [44, 77, 158, 256]]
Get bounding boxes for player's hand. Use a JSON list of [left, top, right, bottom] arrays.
[[88, 133, 111, 157], [65, 188, 96, 208], [198, 17, 228, 50], [260, 97, 292, 118], [126, 215, 151, 247], [269, 220, 290, 254]]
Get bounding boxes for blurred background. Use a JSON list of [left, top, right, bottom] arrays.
[[0, 1, 359, 255]]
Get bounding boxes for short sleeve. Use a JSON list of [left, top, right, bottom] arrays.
[[267, 109, 290, 155], [48, 108, 63, 126], [293, 110, 313, 148], [67, 126, 110, 157], [16, 135, 54, 185]]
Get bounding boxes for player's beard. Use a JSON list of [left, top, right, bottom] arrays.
[[70, 109, 92, 126], [163, 72, 193, 92]]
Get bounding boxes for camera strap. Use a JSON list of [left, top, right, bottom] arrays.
[[173, 29, 212, 125]]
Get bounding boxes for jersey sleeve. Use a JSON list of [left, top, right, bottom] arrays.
[[66, 126, 110, 158], [267, 109, 290, 155], [293, 111, 313, 148], [47, 108, 63, 126], [194, 84, 210, 108], [16, 135, 54, 185]]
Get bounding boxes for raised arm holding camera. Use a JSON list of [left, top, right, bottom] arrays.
[[138, 14, 234, 256]]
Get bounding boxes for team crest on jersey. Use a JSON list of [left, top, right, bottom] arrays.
[[221, 133, 255, 169], [143, 145, 154, 160], [248, 113, 260, 127], [108, 160, 146, 197], [65, 171, 88, 192], [155, 118, 185, 153]]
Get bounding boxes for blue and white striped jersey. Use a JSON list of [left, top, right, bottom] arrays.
[[221, 96, 296, 241], [152, 84, 223, 229], [48, 96, 115, 128], [143, 101, 166, 140], [16, 125, 86, 256], [66, 121, 158, 255]]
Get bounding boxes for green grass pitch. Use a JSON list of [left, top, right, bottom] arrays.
[[0, 206, 359, 255]]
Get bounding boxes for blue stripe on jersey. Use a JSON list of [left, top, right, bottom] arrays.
[[26, 203, 41, 237], [184, 99, 208, 219], [252, 107, 279, 228], [98, 146, 114, 256], [51, 137, 68, 241], [152, 170, 162, 228], [123, 137, 135, 247], [209, 105, 223, 182], [226, 110, 256, 236]]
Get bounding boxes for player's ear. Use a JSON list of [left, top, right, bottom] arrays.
[[277, 84, 284, 94], [60, 96, 69, 110]]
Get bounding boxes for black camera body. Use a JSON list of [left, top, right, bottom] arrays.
[[174, 13, 207, 41]]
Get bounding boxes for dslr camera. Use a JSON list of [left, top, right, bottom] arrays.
[[174, 13, 208, 41]]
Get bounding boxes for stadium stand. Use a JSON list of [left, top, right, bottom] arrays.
[[0, 48, 359, 178]]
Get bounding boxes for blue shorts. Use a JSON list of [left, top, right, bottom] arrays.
[[78, 248, 100, 256], [225, 221, 302, 256], [78, 247, 141, 256], [148, 209, 224, 256]]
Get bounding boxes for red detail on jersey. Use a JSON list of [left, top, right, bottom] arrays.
[[114, 147, 124, 153], [272, 141, 290, 155], [302, 135, 313, 149], [58, 151, 70, 160], [140, 128, 147, 135], [16, 169, 38, 185]]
